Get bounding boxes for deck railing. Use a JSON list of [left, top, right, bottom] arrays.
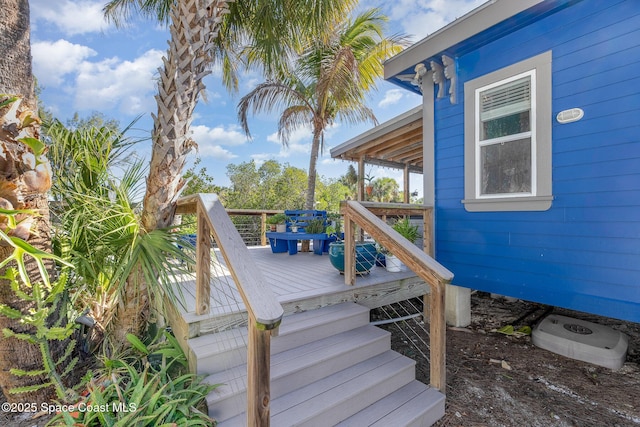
[[176, 193, 284, 426], [341, 200, 453, 393], [227, 209, 283, 246]]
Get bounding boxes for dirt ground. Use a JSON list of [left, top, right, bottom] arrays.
[[377, 292, 640, 427]]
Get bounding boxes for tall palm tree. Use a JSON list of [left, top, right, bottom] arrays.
[[238, 8, 406, 210], [103, 0, 355, 339], [0, 0, 59, 403], [104, 0, 355, 231]]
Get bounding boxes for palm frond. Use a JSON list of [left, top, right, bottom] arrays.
[[277, 106, 313, 146], [237, 81, 310, 138]]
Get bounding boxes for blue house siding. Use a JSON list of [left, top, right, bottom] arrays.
[[433, 0, 640, 321]]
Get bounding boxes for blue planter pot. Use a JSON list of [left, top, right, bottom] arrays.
[[328, 241, 377, 274]]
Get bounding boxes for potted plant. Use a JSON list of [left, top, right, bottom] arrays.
[[288, 217, 299, 233], [328, 239, 377, 275], [270, 213, 287, 232], [266, 213, 284, 232], [305, 218, 326, 254], [364, 172, 375, 197], [305, 218, 325, 234], [385, 218, 420, 272]]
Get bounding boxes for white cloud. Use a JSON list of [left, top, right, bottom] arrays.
[[191, 124, 249, 147], [369, 0, 485, 41], [189, 124, 251, 160], [378, 89, 405, 108], [197, 144, 238, 160], [32, 39, 97, 86], [266, 125, 312, 146], [30, 0, 109, 36], [74, 49, 163, 115]]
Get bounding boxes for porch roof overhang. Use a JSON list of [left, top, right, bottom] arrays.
[[329, 105, 423, 174]]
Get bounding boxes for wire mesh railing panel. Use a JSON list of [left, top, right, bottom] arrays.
[[230, 215, 263, 246], [207, 233, 244, 316], [371, 298, 431, 383]]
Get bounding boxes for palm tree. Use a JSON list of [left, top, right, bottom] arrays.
[[46, 118, 192, 346], [238, 8, 406, 211], [104, 0, 355, 231], [372, 177, 400, 203], [103, 0, 355, 339], [0, 0, 59, 403]]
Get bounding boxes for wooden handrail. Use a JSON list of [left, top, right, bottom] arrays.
[[341, 200, 453, 393], [177, 194, 284, 327], [176, 193, 284, 426]]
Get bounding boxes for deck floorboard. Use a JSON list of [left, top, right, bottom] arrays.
[[171, 245, 428, 336]]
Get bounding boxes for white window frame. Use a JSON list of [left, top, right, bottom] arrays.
[[463, 51, 553, 212]]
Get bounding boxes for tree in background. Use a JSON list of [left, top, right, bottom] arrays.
[[225, 160, 306, 210], [315, 179, 353, 213], [182, 157, 222, 197], [371, 176, 401, 203], [238, 8, 406, 212], [340, 164, 359, 194]]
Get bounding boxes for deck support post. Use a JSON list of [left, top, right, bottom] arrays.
[[403, 164, 410, 204], [196, 204, 211, 315], [247, 317, 272, 427], [429, 284, 446, 393], [344, 215, 356, 286], [260, 212, 267, 246]]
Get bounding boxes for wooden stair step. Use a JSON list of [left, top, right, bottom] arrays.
[[206, 324, 390, 422], [335, 381, 445, 427], [189, 302, 369, 375], [218, 350, 416, 427]]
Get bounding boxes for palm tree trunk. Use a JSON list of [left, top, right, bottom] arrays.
[[141, 0, 228, 231], [119, 1, 228, 339], [0, 0, 57, 404], [305, 130, 322, 210]]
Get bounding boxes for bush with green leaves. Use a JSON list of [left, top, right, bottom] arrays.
[[48, 331, 218, 426], [392, 218, 420, 244]]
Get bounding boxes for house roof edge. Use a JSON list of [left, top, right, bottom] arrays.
[[384, 0, 545, 80]]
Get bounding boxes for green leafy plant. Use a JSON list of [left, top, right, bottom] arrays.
[[49, 331, 218, 426], [46, 118, 193, 344], [267, 213, 287, 225], [266, 213, 287, 225], [0, 208, 77, 400], [305, 218, 325, 234], [392, 218, 420, 244]]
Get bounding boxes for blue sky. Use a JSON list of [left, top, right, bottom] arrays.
[[30, 0, 485, 195]]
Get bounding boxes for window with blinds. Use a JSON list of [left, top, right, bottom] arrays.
[[462, 50, 552, 212], [476, 71, 535, 196]]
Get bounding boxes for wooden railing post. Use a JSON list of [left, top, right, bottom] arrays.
[[260, 212, 267, 246], [341, 200, 452, 394], [344, 215, 355, 286], [247, 317, 272, 426], [429, 283, 446, 393], [196, 204, 211, 315]]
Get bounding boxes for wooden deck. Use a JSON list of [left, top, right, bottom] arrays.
[[167, 244, 429, 342]]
